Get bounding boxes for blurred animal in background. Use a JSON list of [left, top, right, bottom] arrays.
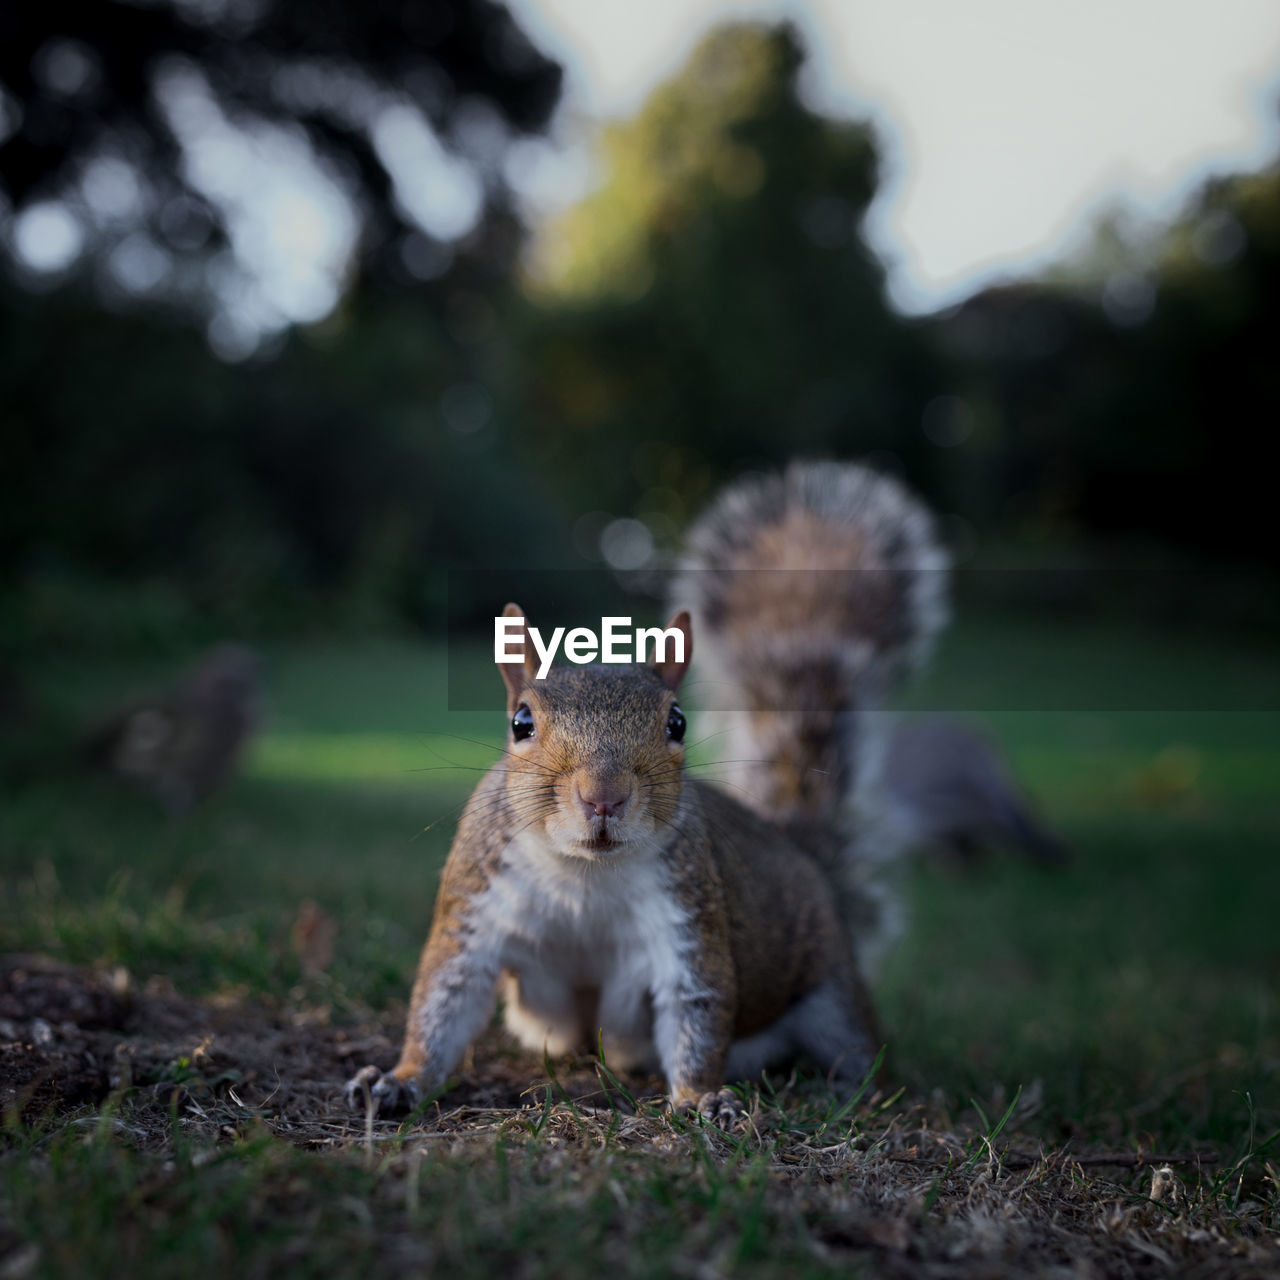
[[84, 645, 262, 815], [878, 716, 1069, 867]]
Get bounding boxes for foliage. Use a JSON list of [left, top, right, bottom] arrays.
[[2, 18, 1278, 655], [0, 0, 560, 288], [0, 276, 577, 654], [0, 0, 579, 654], [510, 23, 945, 524], [932, 161, 1280, 574]]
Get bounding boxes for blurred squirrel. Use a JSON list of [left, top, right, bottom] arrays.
[[877, 716, 1068, 867], [346, 461, 947, 1123], [84, 644, 261, 815]]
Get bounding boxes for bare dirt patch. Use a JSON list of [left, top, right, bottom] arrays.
[[2, 955, 1277, 1279], [0, 954, 647, 1137]]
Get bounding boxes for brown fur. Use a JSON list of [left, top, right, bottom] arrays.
[[349, 462, 945, 1118], [673, 462, 947, 831], [355, 614, 880, 1119], [693, 782, 878, 1045], [390, 768, 510, 1086]]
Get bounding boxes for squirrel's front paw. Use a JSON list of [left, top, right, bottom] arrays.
[[674, 1088, 744, 1130], [343, 1064, 420, 1116]]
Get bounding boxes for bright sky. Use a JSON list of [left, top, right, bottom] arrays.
[[508, 0, 1280, 311]]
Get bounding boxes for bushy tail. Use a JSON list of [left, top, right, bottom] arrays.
[[672, 459, 948, 829], [671, 460, 949, 973]]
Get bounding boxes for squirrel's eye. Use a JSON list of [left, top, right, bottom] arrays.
[[511, 704, 535, 741], [666, 704, 686, 743]]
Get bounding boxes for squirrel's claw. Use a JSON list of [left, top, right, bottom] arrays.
[[343, 1064, 419, 1115], [675, 1087, 745, 1130]]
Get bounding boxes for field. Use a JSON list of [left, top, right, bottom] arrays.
[[1, 614, 1278, 1277]]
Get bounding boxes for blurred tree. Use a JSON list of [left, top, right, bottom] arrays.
[[0, 271, 577, 654], [1136, 163, 1280, 568], [5, 8, 1276, 654], [0, 1, 572, 654], [933, 158, 1280, 578], [507, 23, 945, 532], [0, 0, 560, 333]]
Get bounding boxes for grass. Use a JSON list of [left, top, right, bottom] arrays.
[[1, 613, 1278, 1276]]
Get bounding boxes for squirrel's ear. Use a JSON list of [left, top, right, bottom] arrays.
[[651, 610, 693, 692], [498, 602, 537, 704]]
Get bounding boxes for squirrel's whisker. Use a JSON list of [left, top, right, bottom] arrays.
[[348, 460, 955, 1126]]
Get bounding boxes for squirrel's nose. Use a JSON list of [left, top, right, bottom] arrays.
[[577, 782, 630, 820]]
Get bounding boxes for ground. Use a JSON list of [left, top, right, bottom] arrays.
[[1, 616, 1277, 1277]]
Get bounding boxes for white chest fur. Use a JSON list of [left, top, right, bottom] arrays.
[[476, 830, 691, 1067]]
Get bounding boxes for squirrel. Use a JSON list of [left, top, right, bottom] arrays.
[[345, 460, 947, 1124], [877, 716, 1069, 868], [83, 644, 261, 816]]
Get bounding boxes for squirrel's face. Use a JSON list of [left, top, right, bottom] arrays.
[[494, 604, 693, 863], [502, 664, 689, 861]]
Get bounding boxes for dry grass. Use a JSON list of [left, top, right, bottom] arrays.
[[2, 956, 1276, 1280]]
